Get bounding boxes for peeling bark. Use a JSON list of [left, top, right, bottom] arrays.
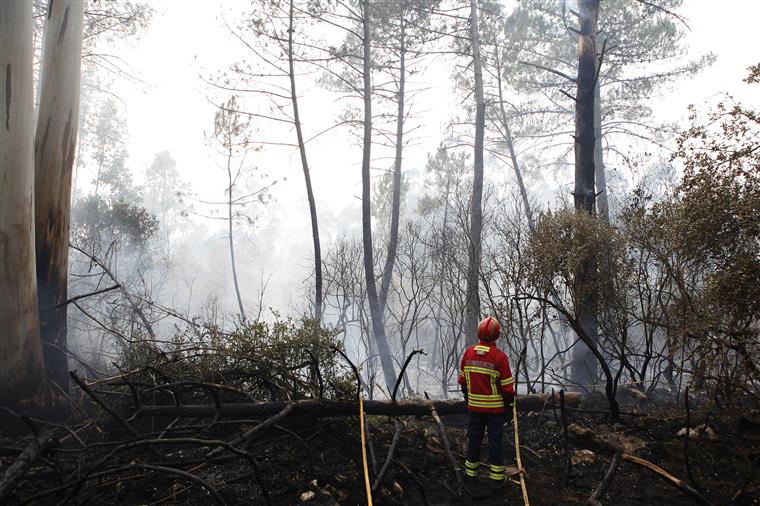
[[34, 0, 86, 395]]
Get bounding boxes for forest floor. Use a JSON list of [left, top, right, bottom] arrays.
[[2, 391, 759, 505]]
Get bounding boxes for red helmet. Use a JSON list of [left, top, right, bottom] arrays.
[[477, 316, 501, 342]]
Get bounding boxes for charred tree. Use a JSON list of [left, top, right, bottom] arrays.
[[34, 0, 86, 394], [360, 0, 397, 392], [288, 0, 323, 321], [593, 49, 609, 223], [463, 0, 486, 345], [571, 0, 601, 387], [0, 0, 48, 412], [378, 9, 406, 312]]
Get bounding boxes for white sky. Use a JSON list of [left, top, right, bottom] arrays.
[[96, 0, 760, 314]]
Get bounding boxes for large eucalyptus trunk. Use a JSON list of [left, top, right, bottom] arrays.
[[463, 0, 485, 345], [379, 13, 405, 310], [1, 0, 48, 411], [34, 0, 86, 394], [571, 0, 600, 386], [361, 0, 397, 392], [288, 0, 322, 321]]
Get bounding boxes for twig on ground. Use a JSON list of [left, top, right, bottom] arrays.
[[731, 454, 759, 502], [586, 451, 622, 506], [398, 461, 428, 506], [372, 419, 401, 492], [683, 386, 702, 491], [0, 429, 57, 500], [70, 371, 139, 436], [430, 406, 463, 489], [622, 453, 710, 505]]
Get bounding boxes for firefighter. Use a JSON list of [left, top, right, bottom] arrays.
[[458, 316, 516, 490]]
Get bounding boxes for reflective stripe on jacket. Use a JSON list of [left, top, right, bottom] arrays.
[[458, 341, 515, 413]]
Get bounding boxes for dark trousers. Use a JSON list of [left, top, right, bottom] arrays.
[[465, 411, 507, 467]]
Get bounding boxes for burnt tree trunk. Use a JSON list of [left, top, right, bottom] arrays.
[[361, 0, 397, 392], [34, 0, 86, 394], [571, 0, 600, 387], [593, 42, 609, 223], [1, 0, 49, 412], [463, 0, 485, 345], [378, 13, 405, 312], [134, 393, 582, 419], [288, 0, 322, 322]]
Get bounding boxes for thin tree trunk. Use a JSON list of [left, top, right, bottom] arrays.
[[379, 14, 405, 311], [430, 180, 451, 372], [494, 47, 534, 233], [571, 0, 601, 387], [34, 0, 86, 395], [0, 0, 48, 412], [361, 0, 397, 392], [227, 149, 247, 321], [593, 53, 609, 223], [464, 0, 485, 346], [288, 0, 322, 322], [494, 45, 580, 361]]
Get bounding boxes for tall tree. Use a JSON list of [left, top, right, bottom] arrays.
[[0, 0, 48, 411], [504, 0, 711, 220], [218, 0, 324, 321], [212, 96, 260, 321], [377, 2, 408, 312], [35, 0, 86, 394], [373, 1, 440, 313], [360, 0, 398, 392], [463, 0, 486, 345], [571, 0, 601, 386], [287, 0, 323, 322]]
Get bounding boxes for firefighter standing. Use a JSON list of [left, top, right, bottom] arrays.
[[458, 316, 516, 488]]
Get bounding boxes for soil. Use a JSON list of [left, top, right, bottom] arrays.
[[2, 395, 759, 505]]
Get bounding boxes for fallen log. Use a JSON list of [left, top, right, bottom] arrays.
[[134, 393, 580, 419]]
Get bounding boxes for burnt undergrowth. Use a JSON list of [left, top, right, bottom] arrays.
[[0, 320, 758, 505]]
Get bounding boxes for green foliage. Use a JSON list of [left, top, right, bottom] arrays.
[[418, 144, 469, 216], [526, 209, 627, 310], [497, 0, 714, 179], [71, 194, 158, 253], [121, 317, 355, 402], [619, 70, 760, 396], [744, 63, 760, 84]]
